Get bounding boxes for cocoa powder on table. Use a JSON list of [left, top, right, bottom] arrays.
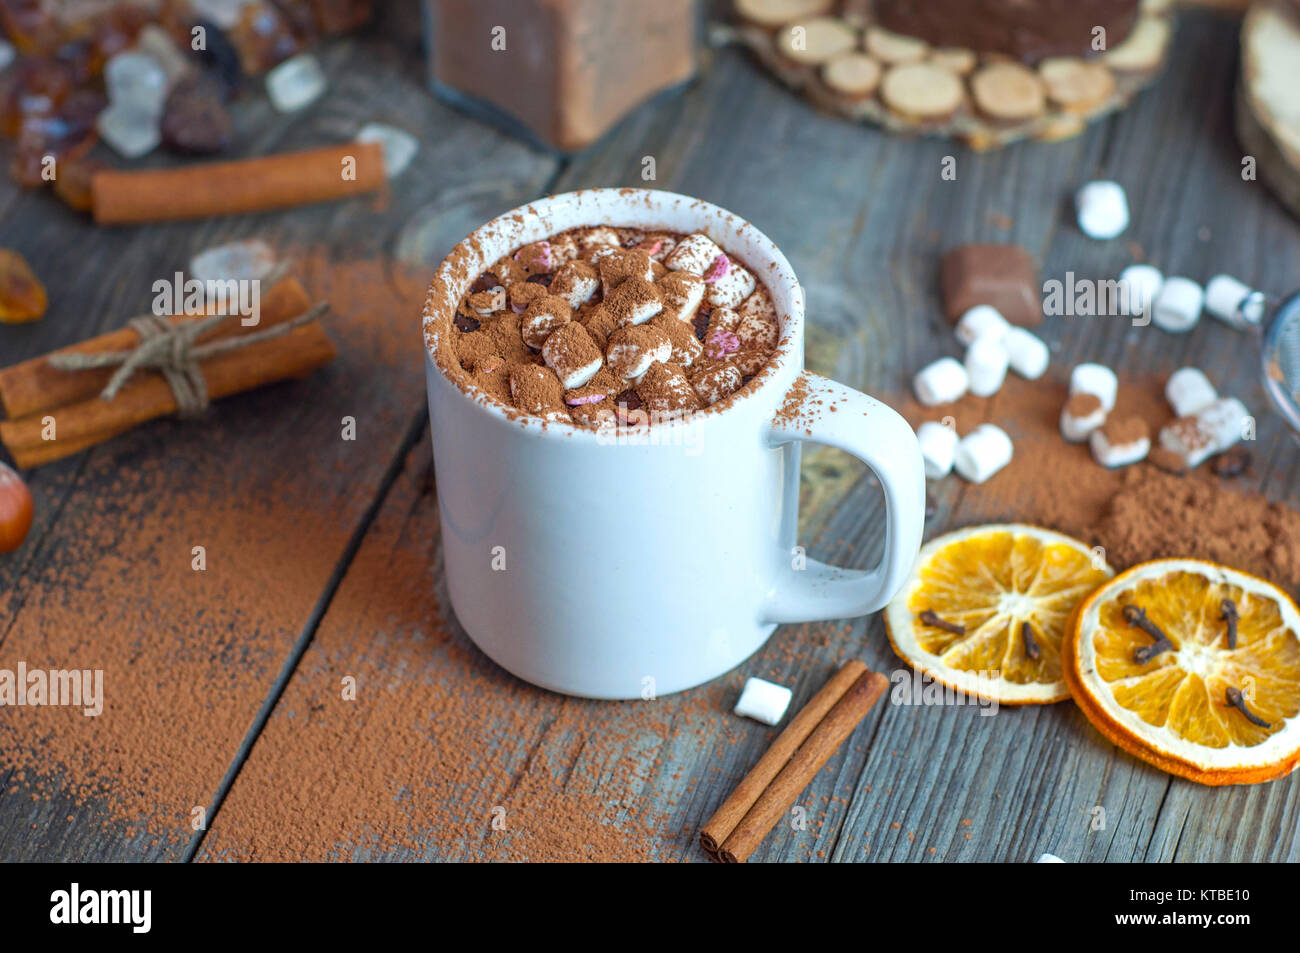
[[0, 252, 428, 855], [900, 372, 1300, 592]]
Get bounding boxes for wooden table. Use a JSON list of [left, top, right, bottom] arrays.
[[2, 3, 1298, 863]]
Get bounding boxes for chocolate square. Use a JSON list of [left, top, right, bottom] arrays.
[[940, 244, 1041, 328]]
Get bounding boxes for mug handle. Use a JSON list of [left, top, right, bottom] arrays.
[[761, 373, 926, 624]]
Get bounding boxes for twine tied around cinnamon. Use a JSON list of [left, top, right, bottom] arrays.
[[47, 299, 329, 417]]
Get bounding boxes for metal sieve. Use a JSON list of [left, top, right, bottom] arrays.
[[1260, 291, 1300, 436]]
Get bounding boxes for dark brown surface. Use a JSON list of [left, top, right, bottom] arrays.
[[876, 0, 1139, 63], [2, 4, 1300, 862]]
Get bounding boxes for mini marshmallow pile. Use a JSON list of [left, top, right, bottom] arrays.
[[1158, 368, 1250, 471], [917, 420, 1013, 485], [1057, 361, 1250, 472], [1058, 363, 1152, 468], [447, 225, 781, 426], [913, 305, 1051, 407], [911, 304, 1049, 484]]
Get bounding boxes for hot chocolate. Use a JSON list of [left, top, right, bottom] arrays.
[[438, 225, 782, 427]]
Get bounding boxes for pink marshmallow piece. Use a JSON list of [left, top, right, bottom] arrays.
[[566, 392, 606, 406], [705, 329, 741, 359], [703, 253, 730, 284], [515, 240, 553, 272]]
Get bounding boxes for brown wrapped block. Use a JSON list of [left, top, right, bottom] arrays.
[[428, 0, 698, 152], [940, 243, 1042, 328]]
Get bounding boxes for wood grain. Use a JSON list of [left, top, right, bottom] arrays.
[[4, 7, 1300, 863]]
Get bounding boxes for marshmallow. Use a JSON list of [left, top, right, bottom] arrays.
[[551, 260, 599, 308], [468, 285, 506, 316], [541, 322, 603, 389], [649, 314, 703, 366], [738, 286, 777, 323], [954, 424, 1013, 484], [638, 361, 700, 414], [520, 295, 573, 350], [689, 362, 743, 405], [597, 248, 656, 295], [1036, 853, 1066, 864], [1070, 363, 1118, 411], [1060, 393, 1107, 443], [1076, 180, 1129, 240], [704, 308, 742, 359], [913, 357, 969, 407], [1089, 418, 1150, 468], [1152, 277, 1203, 333], [606, 277, 664, 327], [1198, 397, 1251, 452], [965, 336, 1009, 397], [577, 226, 622, 255], [1118, 264, 1163, 319], [705, 255, 757, 309], [917, 421, 958, 479], [734, 677, 793, 726], [605, 324, 671, 381], [665, 233, 724, 276], [736, 311, 779, 351], [1159, 397, 1250, 469], [1002, 327, 1050, 380], [1165, 367, 1217, 418], [657, 271, 705, 322], [955, 305, 1010, 347], [637, 234, 676, 261], [1205, 274, 1266, 328]]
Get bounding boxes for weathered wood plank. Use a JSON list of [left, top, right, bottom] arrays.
[[7, 5, 1299, 863], [0, 3, 558, 861]]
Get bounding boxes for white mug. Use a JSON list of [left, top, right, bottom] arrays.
[[423, 189, 925, 699]]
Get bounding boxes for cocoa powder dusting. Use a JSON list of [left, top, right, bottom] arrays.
[[194, 442, 712, 861], [0, 250, 429, 855]]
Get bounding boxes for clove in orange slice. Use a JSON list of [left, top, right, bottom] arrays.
[[1063, 559, 1300, 785]]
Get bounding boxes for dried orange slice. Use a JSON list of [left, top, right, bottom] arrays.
[[1063, 559, 1300, 785], [885, 525, 1113, 704]]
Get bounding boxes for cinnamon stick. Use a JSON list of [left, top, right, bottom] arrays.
[[0, 278, 313, 420], [699, 660, 868, 853], [0, 323, 336, 469], [716, 667, 889, 864], [91, 143, 386, 225]]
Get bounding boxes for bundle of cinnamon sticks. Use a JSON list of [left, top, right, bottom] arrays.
[[701, 660, 888, 863], [0, 278, 335, 469]]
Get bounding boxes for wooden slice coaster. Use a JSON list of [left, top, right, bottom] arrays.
[[930, 47, 977, 75], [732, 0, 1175, 150], [864, 27, 928, 64], [881, 62, 964, 120], [775, 16, 858, 65], [823, 52, 884, 98], [970, 62, 1047, 122], [1039, 58, 1118, 114], [1238, 0, 1300, 220]]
